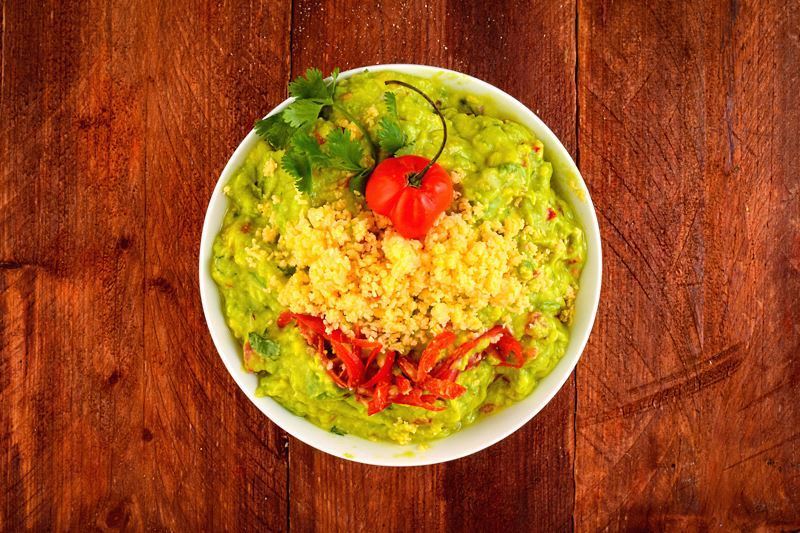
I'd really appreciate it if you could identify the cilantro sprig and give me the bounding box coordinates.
[282,129,371,194]
[255,68,339,150]
[254,68,407,195]
[377,92,406,155]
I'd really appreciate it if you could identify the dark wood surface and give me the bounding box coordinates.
[1,0,797,531]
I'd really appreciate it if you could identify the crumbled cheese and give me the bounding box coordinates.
[263,158,278,177]
[335,118,362,139]
[271,199,539,352]
[363,105,379,127]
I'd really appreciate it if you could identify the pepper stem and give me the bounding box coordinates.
[385,80,448,187]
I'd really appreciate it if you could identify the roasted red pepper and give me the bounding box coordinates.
[361,351,395,389]
[276,311,527,416]
[368,381,392,415]
[420,377,466,400]
[417,330,456,379]
[278,312,364,389]
[392,388,444,412]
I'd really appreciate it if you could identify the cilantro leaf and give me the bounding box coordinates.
[384,91,398,116]
[330,426,347,436]
[377,116,406,155]
[288,68,329,99]
[281,148,312,193]
[325,129,364,171]
[254,113,295,149]
[283,99,328,129]
[292,131,329,166]
[248,332,281,360]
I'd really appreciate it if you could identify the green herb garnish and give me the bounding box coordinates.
[254,113,295,150]
[330,426,347,436]
[247,332,281,360]
[377,92,407,155]
[254,67,387,195]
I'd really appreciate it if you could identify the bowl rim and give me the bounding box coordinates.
[199,63,602,466]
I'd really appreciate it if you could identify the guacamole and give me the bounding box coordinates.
[211,70,585,444]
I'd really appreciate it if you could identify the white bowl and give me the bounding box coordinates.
[199,64,602,466]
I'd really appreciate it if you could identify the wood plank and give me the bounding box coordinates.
[1,1,147,529]
[288,1,578,531]
[576,0,800,529]
[0,1,293,530]
[139,1,292,530]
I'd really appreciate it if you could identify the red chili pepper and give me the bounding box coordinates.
[329,339,364,387]
[276,311,294,328]
[278,312,364,389]
[392,388,444,412]
[277,311,527,416]
[431,326,502,380]
[420,377,466,400]
[361,351,395,389]
[397,356,419,381]
[547,207,557,220]
[431,326,526,380]
[366,155,453,240]
[417,331,456,379]
[351,337,381,350]
[365,80,453,240]
[395,375,413,395]
[368,380,392,415]
[363,346,381,370]
[495,330,525,368]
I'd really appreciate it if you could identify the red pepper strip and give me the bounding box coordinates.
[395,375,413,395]
[321,355,348,388]
[421,394,438,404]
[363,346,382,370]
[279,312,365,388]
[421,377,467,400]
[361,351,395,389]
[367,381,392,415]
[417,331,456,379]
[296,315,329,337]
[495,330,525,368]
[351,338,382,351]
[397,356,419,381]
[431,326,502,380]
[277,311,294,328]
[329,338,364,387]
[391,388,444,411]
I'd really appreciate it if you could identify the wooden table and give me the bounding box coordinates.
[2,0,798,530]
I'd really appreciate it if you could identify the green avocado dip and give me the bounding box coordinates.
[211,69,586,444]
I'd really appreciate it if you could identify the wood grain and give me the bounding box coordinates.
[576,0,800,530]
[1,0,798,531]
[1,0,293,530]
